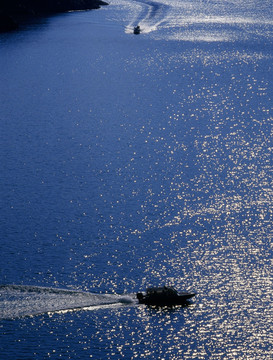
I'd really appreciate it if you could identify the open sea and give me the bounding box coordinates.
[0,0,272,358]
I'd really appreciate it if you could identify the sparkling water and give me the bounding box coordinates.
[0,0,272,358]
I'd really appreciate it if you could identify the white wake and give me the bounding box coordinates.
[0,285,136,319]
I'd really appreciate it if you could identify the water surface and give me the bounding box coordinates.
[0,0,272,358]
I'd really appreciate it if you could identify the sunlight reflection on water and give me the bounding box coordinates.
[0,0,272,358]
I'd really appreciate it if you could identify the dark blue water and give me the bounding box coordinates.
[1,0,273,358]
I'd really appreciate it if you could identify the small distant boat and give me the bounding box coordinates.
[134,25,141,34]
[137,286,195,306]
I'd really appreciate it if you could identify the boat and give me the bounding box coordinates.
[137,286,195,306]
[134,25,141,34]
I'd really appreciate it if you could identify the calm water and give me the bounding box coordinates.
[0,0,273,358]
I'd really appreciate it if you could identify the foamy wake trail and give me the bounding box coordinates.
[125,0,169,33]
[0,285,136,319]
[122,0,273,41]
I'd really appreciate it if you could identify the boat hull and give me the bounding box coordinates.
[134,26,141,34]
[137,292,195,306]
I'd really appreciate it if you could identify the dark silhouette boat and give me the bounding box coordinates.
[137,286,195,306]
[134,25,141,34]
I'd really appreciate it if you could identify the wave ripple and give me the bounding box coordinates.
[126,0,169,33]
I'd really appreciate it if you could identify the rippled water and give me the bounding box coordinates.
[0,0,272,358]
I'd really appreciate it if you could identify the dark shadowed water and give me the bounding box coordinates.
[0,0,272,358]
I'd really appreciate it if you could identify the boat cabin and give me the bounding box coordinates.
[146,286,178,296]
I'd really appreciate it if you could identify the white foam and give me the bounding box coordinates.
[119,0,273,40]
[0,285,135,319]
